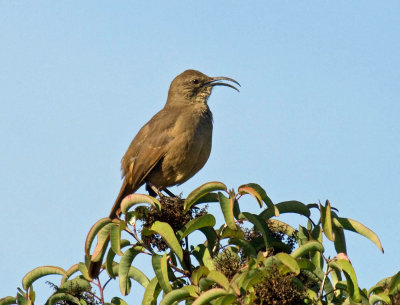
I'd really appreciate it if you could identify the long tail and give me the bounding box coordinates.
[109,179,137,218]
[88,180,138,279]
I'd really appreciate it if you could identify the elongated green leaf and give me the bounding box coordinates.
[291,241,324,258]
[192,288,228,305]
[177,214,216,241]
[142,277,161,305]
[61,263,79,284]
[119,246,145,295]
[268,219,296,236]
[335,217,384,253]
[106,239,131,278]
[260,200,310,219]
[310,226,323,269]
[159,286,197,305]
[218,192,236,230]
[214,294,237,305]
[147,221,183,262]
[91,223,115,262]
[239,183,279,216]
[22,266,66,290]
[333,259,361,302]
[207,270,230,290]
[192,244,215,270]
[199,227,218,251]
[275,252,300,275]
[389,271,400,296]
[84,218,112,256]
[121,194,161,214]
[368,293,391,305]
[184,181,227,212]
[229,238,257,258]
[110,223,122,256]
[59,276,91,291]
[152,253,172,293]
[110,297,129,305]
[0,296,17,305]
[320,201,334,241]
[191,266,210,286]
[333,225,347,254]
[111,264,150,288]
[48,293,80,305]
[239,212,273,248]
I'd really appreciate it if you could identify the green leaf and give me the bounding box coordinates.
[61,263,80,284]
[106,239,131,278]
[147,221,183,262]
[192,244,215,270]
[229,238,257,258]
[333,259,361,302]
[320,201,334,241]
[90,222,115,263]
[260,200,310,219]
[214,294,237,305]
[22,266,67,290]
[275,252,300,275]
[121,193,161,215]
[191,266,210,286]
[48,293,80,305]
[335,217,384,253]
[239,183,279,216]
[310,226,323,269]
[333,225,347,254]
[268,219,297,236]
[192,288,228,305]
[239,212,273,248]
[159,286,198,305]
[184,181,227,212]
[368,293,391,305]
[110,221,125,256]
[0,296,17,305]
[59,276,91,290]
[152,253,172,293]
[84,218,112,256]
[206,270,230,290]
[218,192,237,230]
[389,271,400,296]
[291,241,324,259]
[111,264,150,288]
[142,277,161,305]
[119,246,145,296]
[177,214,216,241]
[110,297,129,305]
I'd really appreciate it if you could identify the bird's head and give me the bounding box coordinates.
[167,69,240,106]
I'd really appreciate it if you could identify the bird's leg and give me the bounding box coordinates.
[146,182,163,198]
[163,188,177,197]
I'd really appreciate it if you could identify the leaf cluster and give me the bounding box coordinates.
[1,182,398,305]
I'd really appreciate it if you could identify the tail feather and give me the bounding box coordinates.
[88,180,138,279]
[109,179,136,219]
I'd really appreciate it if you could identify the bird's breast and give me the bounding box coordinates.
[149,107,213,187]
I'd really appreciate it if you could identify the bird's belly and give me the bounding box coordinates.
[147,124,212,188]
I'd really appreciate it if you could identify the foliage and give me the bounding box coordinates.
[1,181,398,305]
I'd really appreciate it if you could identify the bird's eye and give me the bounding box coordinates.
[192,79,199,84]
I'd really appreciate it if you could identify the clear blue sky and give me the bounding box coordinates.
[1,1,399,303]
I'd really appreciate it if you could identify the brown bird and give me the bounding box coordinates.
[109,69,240,218]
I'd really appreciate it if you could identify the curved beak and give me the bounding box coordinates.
[205,76,241,92]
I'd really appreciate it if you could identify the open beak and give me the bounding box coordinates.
[205,76,241,92]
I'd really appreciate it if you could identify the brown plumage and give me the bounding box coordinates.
[108,69,240,218]
[88,70,239,279]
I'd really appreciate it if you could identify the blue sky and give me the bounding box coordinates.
[1,1,399,303]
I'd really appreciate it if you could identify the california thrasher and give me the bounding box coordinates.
[109,69,240,218]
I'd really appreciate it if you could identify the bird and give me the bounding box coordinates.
[108,69,240,218]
